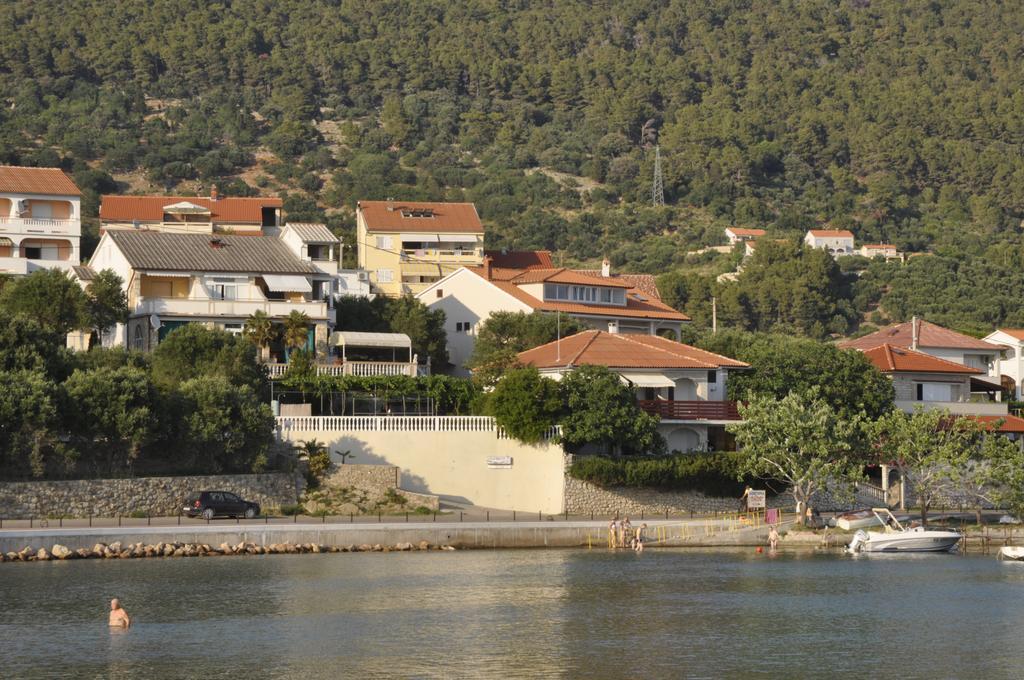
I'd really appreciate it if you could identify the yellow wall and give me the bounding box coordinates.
[140,275,190,298]
[278,427,566,513]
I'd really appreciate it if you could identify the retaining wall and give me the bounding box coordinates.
[0,473,299,519]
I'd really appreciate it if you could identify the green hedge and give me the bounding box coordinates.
[566,452,751,498]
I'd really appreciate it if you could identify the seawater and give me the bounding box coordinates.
[2,548,1023,679]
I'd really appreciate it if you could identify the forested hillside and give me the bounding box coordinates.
[3,0,1024,336]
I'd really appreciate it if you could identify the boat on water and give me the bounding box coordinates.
[835,509,885,531]
[847,508,961,554]
[998,546,1024,561]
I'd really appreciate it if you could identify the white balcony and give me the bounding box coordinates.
[0,257,77,275]
[265,361,419,379]
[895,400,1009,416]
[135,296,328,320]
[0,216,81,236]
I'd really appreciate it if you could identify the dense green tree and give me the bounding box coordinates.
[0,369,66,479]
[0,312,73,380]
[178,376,275,474]
[0,269,88,336]
[243,310,275,361]
[486,366,562,444]
[150,324,266,392]
[559,364,664,456]
[84,269,129,344]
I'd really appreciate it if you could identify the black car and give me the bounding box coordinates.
[184,491,260,520]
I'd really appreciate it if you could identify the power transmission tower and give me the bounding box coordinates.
[652,145,665,207]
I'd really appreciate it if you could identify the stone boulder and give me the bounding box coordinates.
[418,540,431,551]
[51,544,73,560]
[36,548,51,560]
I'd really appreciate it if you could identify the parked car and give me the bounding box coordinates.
[184,491,260,520]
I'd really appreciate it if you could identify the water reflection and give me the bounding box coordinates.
[3,549,1024,678]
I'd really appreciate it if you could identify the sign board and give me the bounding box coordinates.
[487,456,513,469]
[746,490,766,510]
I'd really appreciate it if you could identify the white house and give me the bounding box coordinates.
[859,243,900,260]
[517,330,749,452]
[88,229,331,358]
[983,329,1024,399]
[804,229,855,256]
[724,227,766,245]
[0,165,82,275]
[416,256,689,375]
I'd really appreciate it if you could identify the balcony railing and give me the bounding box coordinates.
[0,216,80,234]
[265,361,419,379]
[275,415,559,440]
[0,256,76,275]
[135,296,328,319]
[638,400,742,421]
[894,400,1009,416]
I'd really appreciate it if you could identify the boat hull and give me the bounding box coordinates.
[859,531,960,553]
[837,515,883,531]
[999,546,1024,560]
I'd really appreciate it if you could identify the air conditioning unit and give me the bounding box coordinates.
[357,271,368,281]
[15,199,28,216]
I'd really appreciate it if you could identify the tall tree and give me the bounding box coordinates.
[282,310,312,354]
[85,269,129,345]
[243,310,275,361]
[468,311,586,385]
[486,366,562,444]
[0,269,88,336]
[559,364,664,456]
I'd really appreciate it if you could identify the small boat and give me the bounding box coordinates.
[836,509,885,531]
[998,546,1024,561]
[847,508,961,554]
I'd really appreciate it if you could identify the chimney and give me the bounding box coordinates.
[608,320,619,334]
[209,237,224,249]
[911,315,919,350]
[483,255,493,280]
[210,184,219,201]
[601,258,611,278]
[386,197,395,212]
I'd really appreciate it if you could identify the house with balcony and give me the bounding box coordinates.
[0,165,82,275]
[100,187,282,235]
[88,229,330,357]
[804,229,855,256]
[983,329,1024,399]
[724,227,766,245]
[356,200,484,297]
[839,317,1006,399]
[517,330,749,452]
[417,256,689,375]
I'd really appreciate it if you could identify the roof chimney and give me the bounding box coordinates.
[484,255,493,280]
[608,320,619,334]
[386,197,395,212]
[210,184,219,201]
[911,315,919,350]
[601,258,611,278]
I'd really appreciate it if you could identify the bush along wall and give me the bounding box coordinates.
[566,452,765,499]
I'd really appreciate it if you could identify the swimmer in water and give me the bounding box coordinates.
[109,598,130,628]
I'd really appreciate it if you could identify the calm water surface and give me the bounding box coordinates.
[2,548,1024,679]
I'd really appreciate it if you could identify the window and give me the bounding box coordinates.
[223,324,242,335]
[544,283,570,300]
[210,284,237,300]
[707,371,718,384]
[376,269,394,283]
[455,322,472,333]
[23,246,41,259]
[132,325,144,350]
[375,236,393,251]
[400,209,434,218]
[571,286,597,302]
[436,289,443,298]
[307,244,330,260]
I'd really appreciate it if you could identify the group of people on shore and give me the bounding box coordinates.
[608,517,648,553]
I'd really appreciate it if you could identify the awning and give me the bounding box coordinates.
[438,234,479,243]
[0,237,12,246]
[262,274,312,293]
[620,372,676,388]
[148,271,192,278]
[402,262,441,276]
[400,233,439,243]
[331,331,412,349]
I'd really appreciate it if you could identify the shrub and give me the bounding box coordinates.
[567,452,754,497]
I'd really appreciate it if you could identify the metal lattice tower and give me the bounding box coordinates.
[652,145,665,207]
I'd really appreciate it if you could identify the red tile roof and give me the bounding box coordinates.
[574,270,661,298]
[485,250,553,269]
[100,196,281,224]
[358,200,483,233]
[726,228,766,237]
[996,329,1024,341]
[518,330,748,369]
[509,267,632,288]
[971,415,1024,433]
[860,344,982,375]
[808,229,854,238]
[0,166,81,196]
[840,320,1006,352]
[466,266,688,321]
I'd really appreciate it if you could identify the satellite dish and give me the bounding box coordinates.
[149,314,161,330]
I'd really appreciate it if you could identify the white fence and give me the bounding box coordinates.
[265,361,421,378]
[275,415,559,440]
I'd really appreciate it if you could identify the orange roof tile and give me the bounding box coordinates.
[518,330,748,370]
[358,200,483,233]
[466,267,688,321]
[574,270,661,298]
[997,329,1024,341]
[510,267,632,288]
[100,195,281,224]
[840,320,1006,352]
[859,344,982,375]
[726,228,766,237]
[971,415,1024,433]
[0,166,81,196]
[485,250,553,269]
[862,244,896,249]
[808,229,854,238]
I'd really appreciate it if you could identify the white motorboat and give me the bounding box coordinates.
[998,546,1024,561]
[847,508,961,554]
[836,509,885,531]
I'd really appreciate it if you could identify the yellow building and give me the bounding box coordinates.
[356,200,484,297]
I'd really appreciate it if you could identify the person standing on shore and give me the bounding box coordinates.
[109,599,130,628]
[768,525,780,552]
[634,524,647,553]
[608,519,618,549]
[619,517,631,548]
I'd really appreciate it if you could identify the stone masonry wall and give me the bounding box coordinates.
[0,473,300,519]
[323,464,439,511]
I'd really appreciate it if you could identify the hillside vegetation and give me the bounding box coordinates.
[2,0,1022,334]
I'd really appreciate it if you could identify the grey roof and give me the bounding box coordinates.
[106,230,318,275]
[286,222,339,243]
[71,265,96,281]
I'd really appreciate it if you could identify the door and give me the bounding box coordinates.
[222,492,245,515]
[207,491,225,515]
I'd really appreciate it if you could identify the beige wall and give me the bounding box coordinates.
[141,275,190,298]
[278,428,566,513]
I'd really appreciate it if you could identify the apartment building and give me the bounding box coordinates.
[356,200,484,297]
[100,187,282,234]
[0,165,82,275]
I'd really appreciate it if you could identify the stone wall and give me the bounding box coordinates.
[0,473,300,519]
[324,464,439,511]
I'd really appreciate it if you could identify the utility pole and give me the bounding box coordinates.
[652,145,665,207]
